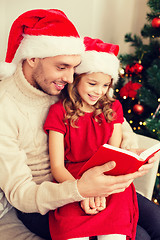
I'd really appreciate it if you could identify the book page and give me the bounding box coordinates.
[103,144,140,159]
[139,142,160,160]
[103,142,160,161]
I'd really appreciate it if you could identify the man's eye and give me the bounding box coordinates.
[57,66,65,70]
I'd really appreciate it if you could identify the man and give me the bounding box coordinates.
[0,9,159,240]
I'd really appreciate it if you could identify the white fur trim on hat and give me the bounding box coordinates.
[75,51,120,84]
[13,35,85,64]
[0,62,16,80]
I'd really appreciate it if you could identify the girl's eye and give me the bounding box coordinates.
[104,84,109,87]
[88,82,96,86]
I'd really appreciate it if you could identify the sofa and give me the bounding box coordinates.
[134,134,160,200]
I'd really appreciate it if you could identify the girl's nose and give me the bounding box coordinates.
[95,87,103,95]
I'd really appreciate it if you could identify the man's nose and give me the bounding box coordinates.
[62,69,74,84]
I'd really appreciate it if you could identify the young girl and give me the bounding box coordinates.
[44,37,138,240]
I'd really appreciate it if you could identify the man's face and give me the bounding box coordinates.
[31,55,81,96]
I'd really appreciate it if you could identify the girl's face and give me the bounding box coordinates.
[77,72,112,112]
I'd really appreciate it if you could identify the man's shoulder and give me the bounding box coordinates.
[0,78,20,117]
[0,79,14,103]
[0,78,11,98]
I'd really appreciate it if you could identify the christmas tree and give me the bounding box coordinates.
[114,0,160,204]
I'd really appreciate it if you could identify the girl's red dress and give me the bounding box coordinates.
[44,100,138,240]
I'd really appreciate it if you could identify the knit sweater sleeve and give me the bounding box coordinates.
[121,118,139,150]
[0,92,83,215]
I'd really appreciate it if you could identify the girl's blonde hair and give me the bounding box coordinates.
[61,73,116,128]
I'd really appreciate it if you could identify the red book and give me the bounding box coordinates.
[78,142,160,176]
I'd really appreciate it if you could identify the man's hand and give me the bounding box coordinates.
[77,161,134,198]
[130,149,159,175]
[80,196,106,215]
[77,152,159,198]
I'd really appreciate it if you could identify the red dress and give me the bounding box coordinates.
[44,100,138,240]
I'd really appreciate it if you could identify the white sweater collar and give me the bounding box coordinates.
[11,63,58,106]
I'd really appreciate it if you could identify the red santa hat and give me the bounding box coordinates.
[0,9,85,80]
[75,37,120,84]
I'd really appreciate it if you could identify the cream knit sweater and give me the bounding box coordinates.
[0,64,83,216]
[0,64,138,218]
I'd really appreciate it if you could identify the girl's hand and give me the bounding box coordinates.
[80,196,106,215]
[95,196,106,211]
[80,198,98,215]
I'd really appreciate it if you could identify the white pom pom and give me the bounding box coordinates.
[0,62,16,80]
[108,88,114,97]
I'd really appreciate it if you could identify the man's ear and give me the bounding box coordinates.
[26,58,39,67]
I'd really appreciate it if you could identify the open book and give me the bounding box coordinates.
[78,142,160,176]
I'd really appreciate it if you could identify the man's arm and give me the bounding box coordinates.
[121,118,139,149]
[0,95,84,216]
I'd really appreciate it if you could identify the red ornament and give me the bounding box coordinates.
[125,63,143,75]
[133,104,144,115]
[125,64,131,74]
[133,63,143,74]
[152,17,160,28]
[125,64,135,75]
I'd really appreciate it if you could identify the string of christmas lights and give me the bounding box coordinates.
[114,0,160,204]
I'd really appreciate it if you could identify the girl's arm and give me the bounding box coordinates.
[81,123,123,215]
[108,123,122,148]
[49,131,103,215]
[49,130,75,183]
